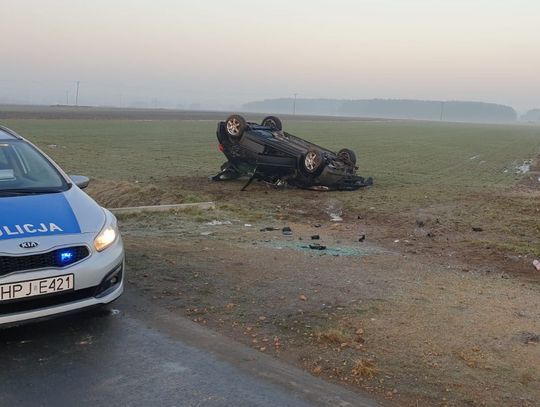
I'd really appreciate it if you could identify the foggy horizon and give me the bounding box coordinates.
[2,0,539,113]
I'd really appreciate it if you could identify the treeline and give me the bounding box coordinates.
[242,98,518,123]
[521,109,540,122]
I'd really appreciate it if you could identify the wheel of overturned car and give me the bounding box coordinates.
[261,116,283,131]
[225,115,246,139]
[337,148,357,165]
[303,150,324,174]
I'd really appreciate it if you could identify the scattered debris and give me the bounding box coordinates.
[282,226,293,236]
[267,241,383,257]
[394,239,400,243]
[205,220,232,226]
[533,259,540,271]
[309,243,326,250]
[299,294,308,301]
[311,235,320,240]
[472,226,483,232]
[260,226,280,232]
[515,161,532,174]
[200,231,214,236]
[358,234,366,242]
[517,331,539,344]
[314,223,322,228]
[325,199,344,222]
[469,155,480,160]
[308,185,330,191]
[244,223,252,227]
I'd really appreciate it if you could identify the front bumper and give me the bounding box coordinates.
[0,237,125,327]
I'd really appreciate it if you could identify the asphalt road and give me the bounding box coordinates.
[0,287,379,407]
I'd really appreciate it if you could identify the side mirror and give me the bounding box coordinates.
[70,175,90,189]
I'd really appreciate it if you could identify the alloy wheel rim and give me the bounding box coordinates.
[227,119,240,135]
[305,152,319,171]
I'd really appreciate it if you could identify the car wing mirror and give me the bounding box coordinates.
[70,175,90,189]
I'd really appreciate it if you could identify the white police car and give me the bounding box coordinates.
[0,125,124,326]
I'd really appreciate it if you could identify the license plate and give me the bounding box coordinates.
[0,274,74,302]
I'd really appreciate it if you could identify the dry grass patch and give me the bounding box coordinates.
[351,359,379,379]
[314,328,353,345]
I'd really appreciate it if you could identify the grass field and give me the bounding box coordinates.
[4,118,539,187]
[3,117,540,254]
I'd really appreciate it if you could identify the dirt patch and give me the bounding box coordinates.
[86,179,186,208]
[120,207,540,407]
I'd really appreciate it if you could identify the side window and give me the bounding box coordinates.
[0,145,10,168]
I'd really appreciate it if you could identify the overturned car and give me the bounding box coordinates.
[212,114,373,190]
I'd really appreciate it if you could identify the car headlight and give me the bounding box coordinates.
[94,223,118,252]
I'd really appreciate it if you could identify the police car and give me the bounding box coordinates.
[0,125,124,326]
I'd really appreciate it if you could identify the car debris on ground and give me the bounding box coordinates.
[212,114,373,191]
[260,226,280,232]
[282,226,293,235]
[205,220,232,226]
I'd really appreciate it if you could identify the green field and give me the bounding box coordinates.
[4,119,539,185]
[3,117,540,254]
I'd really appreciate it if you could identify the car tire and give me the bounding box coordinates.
[225,115,246,139]
[303,150,324,174]
[261,116,283,131]
[337,148,357,165]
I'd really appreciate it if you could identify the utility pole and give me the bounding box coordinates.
[75,81,80,106]
[65,90,69,105]
[440,101,445,121]
[293,93,298,115]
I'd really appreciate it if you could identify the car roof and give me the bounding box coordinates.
[0,125,23,141]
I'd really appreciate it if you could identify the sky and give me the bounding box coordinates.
[1,0,539,112]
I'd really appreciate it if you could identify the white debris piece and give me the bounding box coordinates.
[205,220,232,226]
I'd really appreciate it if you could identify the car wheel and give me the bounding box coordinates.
[337,148,357,165]
[225,115,246,139]
[261,116,283,131]
[303,150,324,174]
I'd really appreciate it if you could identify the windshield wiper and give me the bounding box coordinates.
[0,188,65,196]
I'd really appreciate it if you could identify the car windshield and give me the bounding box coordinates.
[0,140,69,195]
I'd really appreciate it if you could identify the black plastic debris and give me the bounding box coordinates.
[358,234,366,242]
[309,243,326,250]
[260,227,280,232]
[311,235,320,240]
[472,226,483,232]
[517,331,540,344]
[282,226,293,236]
